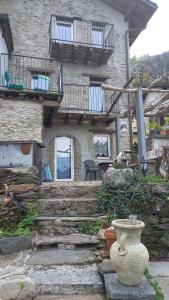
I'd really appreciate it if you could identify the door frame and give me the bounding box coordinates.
[54,136,74,181]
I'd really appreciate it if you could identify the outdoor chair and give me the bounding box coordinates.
[84,159,101,181]
[4,70,24,91]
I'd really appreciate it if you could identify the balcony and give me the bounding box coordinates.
[49,16,114,65]
[53,83,116,126]
[0,53,63,102]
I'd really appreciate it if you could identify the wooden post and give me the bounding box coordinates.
[136,87,147,162]
[115,114,120,156]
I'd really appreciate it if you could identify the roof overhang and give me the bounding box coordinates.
[0,14,13,53]
[104,0,158,45]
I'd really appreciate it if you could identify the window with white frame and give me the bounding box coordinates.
[93,134,110,159]
[31,73,50,91]
[56,18,73,42]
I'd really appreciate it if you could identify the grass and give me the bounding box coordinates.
[142,175,167,185]
[145,269,164,300]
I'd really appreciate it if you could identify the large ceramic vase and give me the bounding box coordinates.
[110,219,149,286]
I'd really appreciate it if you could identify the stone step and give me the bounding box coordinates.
[36,215,106,236]
[34,234,100,249]
[35,294,106,299]
[38,198,99,217]
[40,181,101,199]
[27,265,103,296]
[26,249,96,266]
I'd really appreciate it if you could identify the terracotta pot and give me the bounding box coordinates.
[21,143,31,155]
[101,227,117,258]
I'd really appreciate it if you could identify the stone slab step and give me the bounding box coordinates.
[35,294,106,300]
[36,215,106,235]
[27,265,103,296]
[34,234,100,248]
[40,181,101,199]
[38,198,99,217]
[26,249,96,266]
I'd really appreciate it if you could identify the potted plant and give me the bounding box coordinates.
[102,226,117,257]
[101,210,117,258]
[147,121,161,136]
[160,117,169,136]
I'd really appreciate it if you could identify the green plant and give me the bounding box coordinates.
[19,281,25,290]
[145,269,164,300]
[0,206,38,238]
[112,163,125,169]
[97,176,160,218]
[147,121,161,131]
[142,175,167,185]
[78,213,115,235]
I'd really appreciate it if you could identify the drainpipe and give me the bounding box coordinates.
[125,27,146,151]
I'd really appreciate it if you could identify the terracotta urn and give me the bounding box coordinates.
[102,227,117,257]
[110,219,149,286]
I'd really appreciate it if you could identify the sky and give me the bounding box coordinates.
[130,0,169,58]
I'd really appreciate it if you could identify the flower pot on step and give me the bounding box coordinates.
[101,227,117,258]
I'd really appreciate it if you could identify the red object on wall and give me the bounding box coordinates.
[21,144,31,155]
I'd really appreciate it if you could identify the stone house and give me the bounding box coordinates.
[0,0,157,181]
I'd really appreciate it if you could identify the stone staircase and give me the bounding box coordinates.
[36,181,104,236]
[28,181,106,299]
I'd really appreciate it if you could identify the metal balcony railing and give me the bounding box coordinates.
[0,53,63,95]
[60,83,114,113]
[49,15,114,50]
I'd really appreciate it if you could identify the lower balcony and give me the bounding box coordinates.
[44,83,116,127]
[0,53,63,102]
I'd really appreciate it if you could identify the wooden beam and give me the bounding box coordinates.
[106,118,115,127]
[57,43,60,60]
[102,83,169,94]
[84,48,93,65]
[64,113,71,125]
[70,46,75,63]
[91,117,97,126]
[98,49,105,67]
[124,0,137,21]
[77,114,84,125]
[43,100,60,107]
[44,108,55,127]
[106,76,134,116]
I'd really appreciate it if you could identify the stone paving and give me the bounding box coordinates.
[149,262,169,300]
[1,250,169,299]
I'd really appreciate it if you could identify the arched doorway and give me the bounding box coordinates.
[54,136,74,181]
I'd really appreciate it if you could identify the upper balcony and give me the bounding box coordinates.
[0,53,63,103]
[49,16,114,65]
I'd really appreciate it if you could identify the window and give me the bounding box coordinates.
[93,135,110,159]
[56,20,73,42]
[31,74,50,91]
[92,23,104,47]
[89,77,105,112]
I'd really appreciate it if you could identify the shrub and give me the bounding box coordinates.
[97,176,160,218]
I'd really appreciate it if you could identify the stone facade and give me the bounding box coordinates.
[0,98,43,143]
[0,0,131,180]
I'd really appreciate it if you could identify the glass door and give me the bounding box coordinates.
[89,83,104,112]
[55,137,74,181]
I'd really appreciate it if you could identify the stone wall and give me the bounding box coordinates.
[140,185,169,260]
[0,98,43,143]
[0,0,130,153]
[0,167,40,229]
